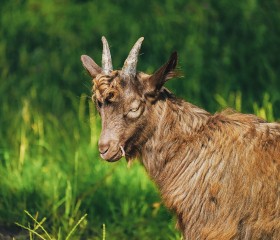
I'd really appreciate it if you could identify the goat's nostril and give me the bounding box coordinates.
[99,144,110,155]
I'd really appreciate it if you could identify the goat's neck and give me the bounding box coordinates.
[141,95,210,182]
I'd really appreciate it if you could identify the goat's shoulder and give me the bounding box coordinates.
[217,108,266,123]
[214,108,280,131]
[208,109,280,158]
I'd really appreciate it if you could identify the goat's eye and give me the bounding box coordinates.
[126,102,142,119]
[130,106,140,112]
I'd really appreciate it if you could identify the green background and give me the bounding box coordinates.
[0,0,279,239]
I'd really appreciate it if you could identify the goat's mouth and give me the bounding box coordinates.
[100,145,126,162]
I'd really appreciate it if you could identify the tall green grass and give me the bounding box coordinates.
[0,92,180,239]
[0,89,277,239]
[215,91,276,122]
[1,1,279,238]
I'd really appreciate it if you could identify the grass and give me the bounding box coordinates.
[0,90,278,239]
[0,92,180,239]
[15,210,88,240]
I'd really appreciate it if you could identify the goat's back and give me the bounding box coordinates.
[159,110,280,239]
[199,112,280,239]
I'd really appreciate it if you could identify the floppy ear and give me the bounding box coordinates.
[81,55,102,78]
[146,51,178,93]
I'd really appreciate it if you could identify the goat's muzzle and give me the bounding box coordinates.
[98,141,124,162]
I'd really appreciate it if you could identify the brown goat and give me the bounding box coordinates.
[81,37,280,239]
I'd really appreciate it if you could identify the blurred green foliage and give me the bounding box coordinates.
[0,0,280,239]
[1,0,280,116]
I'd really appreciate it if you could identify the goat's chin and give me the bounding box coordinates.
[106,156,122,162]
[100,149,123,162]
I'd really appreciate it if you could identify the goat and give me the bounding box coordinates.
[81,37,280,239]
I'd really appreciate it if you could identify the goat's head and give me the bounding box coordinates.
[81,37,178,162]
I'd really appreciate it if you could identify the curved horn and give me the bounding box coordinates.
[101,36,113,74]
[122,37,144,78]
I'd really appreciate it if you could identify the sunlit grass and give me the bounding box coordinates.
[0,90,277,239]
[15,210,88,240]
[0,93,180,239]
[215,91,277,122]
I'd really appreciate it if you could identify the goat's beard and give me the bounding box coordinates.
[121,141,142,168]
[119,145,136,168]
[120,145,135,166]
[121,121,152,166]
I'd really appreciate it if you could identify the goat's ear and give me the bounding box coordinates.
[81,55,102,78]
[146,51,178,93]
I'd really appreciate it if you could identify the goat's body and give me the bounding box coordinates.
[141,90,280,239]
[82,38,280,239]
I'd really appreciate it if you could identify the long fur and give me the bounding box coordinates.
[141,90,280,239]
[83,44,280,239]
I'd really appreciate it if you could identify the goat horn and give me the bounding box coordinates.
[122,37,144,78]
[101,36,113,74]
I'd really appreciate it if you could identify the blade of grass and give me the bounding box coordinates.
[65,213,87,240]
[102,223,106,240]
[15,222,47,240]
[24,210,53,240]
[33,215,47,232]
[28,223,33,240]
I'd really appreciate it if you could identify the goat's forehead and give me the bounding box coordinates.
[93,70,148,102]
[92,72,120,102]
[92,71,143,103]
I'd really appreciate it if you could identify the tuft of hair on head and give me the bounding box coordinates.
[92,71,122,103]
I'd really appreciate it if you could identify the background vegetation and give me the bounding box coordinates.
[0,0,279,239]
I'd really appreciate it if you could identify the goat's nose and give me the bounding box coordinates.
[98,142,110,155]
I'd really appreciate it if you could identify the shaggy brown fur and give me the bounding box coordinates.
[143,96,280,239]
[93,71,122,103]
[81,38,280,239]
